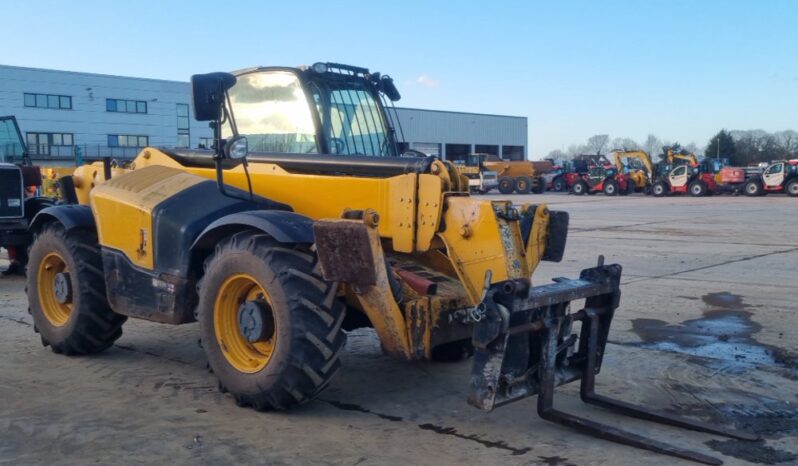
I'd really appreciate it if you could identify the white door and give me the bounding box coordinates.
[762,163,785,188]
[669,165,689,187]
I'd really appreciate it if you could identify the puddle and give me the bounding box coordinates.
[631,292,796,369]
[705,439,797,465]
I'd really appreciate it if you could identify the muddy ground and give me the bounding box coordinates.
[1,193,797,466]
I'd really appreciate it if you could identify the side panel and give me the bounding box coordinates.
[102,248,196,324]
[90,166,205,270]
[133,150,422,252]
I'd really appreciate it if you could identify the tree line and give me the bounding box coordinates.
[547,129,798,166]
[546,134,700,161]
[707,129,798,166]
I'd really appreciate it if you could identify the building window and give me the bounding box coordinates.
[108,134,148,148]
[176,103,190,148]
[198,137,213,149]
[24,93,72,110]
[445,143,471,162]
[106,98,148,114]
[501,145,525,161]
[26,132,74,156]
[475,144,499,157]
[412,143,441,157]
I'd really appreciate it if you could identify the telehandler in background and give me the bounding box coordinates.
[25,63,754,464]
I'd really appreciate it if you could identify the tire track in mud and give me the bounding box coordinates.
[621,247,798,285]
[321,398,535,456]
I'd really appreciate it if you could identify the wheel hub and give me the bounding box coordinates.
[237,300,273,343]
[53,272,72,304]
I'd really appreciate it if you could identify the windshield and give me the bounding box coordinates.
[0,117,25,163]
[223,71,318,153]
[309,78,394,156]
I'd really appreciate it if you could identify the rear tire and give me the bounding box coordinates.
[744,179,763,197]
[689,180,707,197]
[498,177,514,195]
[571,180,588,195]
[532,176,546,194]
[652,181,668,197]
[198,230,345,411]
[785,178,798,197]
[26,223,126,355]
[514,176,533,194]
[603,179,619,196]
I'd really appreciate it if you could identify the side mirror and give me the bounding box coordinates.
[191,72,237,121]
[379,76,401,101]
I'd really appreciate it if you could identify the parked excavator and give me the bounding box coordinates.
[609,149,654,193]
[25,63,755,464]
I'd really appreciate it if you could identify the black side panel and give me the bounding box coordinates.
[102,248,195,324]
[0,166,23,219]
[24,197,55,221]
[29,204,95,233]
[160,148,433,178]
[151,180,290,277]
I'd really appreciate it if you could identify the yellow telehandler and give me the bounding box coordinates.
[25,63,753,464]
[610,149,655,193]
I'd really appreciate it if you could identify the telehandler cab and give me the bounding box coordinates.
[26,63,754,464]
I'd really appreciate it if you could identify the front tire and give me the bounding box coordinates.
[689,180,707,197]
[552,177,566,192]
[198,230,345,411]
[652,181,668,197]
[603,179,619,196]
[27,223,126,355]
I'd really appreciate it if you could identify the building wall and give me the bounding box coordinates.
[393,107,527,160]
[0,65,528,163]
[0,65,211,161]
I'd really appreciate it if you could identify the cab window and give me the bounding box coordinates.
[224,71,318,154]
[765,163,784,175]
[672,165,687,176]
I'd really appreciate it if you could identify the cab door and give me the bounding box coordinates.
[762,163,785,188]
[669,165,689,187]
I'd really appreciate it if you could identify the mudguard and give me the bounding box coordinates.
[192,210,315,251]
[29,205,95,233]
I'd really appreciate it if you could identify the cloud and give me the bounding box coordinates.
[415,75,440,88]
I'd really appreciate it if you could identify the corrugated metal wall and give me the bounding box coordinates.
[392,107,527,160]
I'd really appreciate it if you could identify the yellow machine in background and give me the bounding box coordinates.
[481,158,546,194]
[610,150,654,191]
[24,63,753,464]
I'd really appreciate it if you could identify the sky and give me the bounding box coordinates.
[3,0,796,158]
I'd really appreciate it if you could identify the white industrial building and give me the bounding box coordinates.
[0,64,527,165]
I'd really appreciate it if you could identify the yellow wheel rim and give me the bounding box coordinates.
[214,274,276,373]
[37,252,72,327]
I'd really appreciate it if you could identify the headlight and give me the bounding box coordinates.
[311,62,328,74]
[224,135,248,159]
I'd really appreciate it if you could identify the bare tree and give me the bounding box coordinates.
[546,149,568,161]
[610,137,640,151]
[683,142,700,156]
[586,134,610,155]
[642,134,661,157]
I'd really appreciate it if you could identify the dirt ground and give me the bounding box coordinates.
[1,193,797,466]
